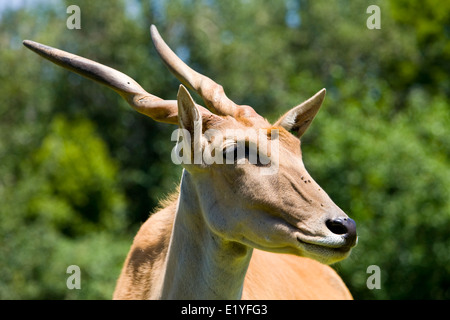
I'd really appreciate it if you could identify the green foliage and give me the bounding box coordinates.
[0,114,130,299]
[28,116,127,236]
[1,0,448,299]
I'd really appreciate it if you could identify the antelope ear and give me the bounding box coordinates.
[177,85,204,163]
[177,85,201,133]
[274,89,326,138]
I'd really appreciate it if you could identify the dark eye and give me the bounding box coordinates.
[223,144,239,163]
[222,143,269,166]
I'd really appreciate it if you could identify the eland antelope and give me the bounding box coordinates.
[24,25,357,300]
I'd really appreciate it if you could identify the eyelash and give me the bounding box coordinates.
[222,143,269,166]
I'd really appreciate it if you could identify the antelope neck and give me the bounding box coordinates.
[158,170,253,299]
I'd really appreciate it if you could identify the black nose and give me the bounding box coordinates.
[326,217,357,246]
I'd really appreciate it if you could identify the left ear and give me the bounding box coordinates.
[273,89,326,138]
[177,85,204,163]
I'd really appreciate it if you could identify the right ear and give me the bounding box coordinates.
[177,85,203,164]
[177,85,201,132]
[273,89,326,138]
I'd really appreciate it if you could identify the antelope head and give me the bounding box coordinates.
[23,25,357,265]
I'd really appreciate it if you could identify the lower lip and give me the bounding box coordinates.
[297,237,351,253]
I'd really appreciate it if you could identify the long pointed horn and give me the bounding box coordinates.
[23,40,180,124]
[150,25,243,118]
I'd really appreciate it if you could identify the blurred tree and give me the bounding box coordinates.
[28,116,127,237]
[389,0,450,97]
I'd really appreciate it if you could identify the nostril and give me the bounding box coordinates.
[326,218,348,235]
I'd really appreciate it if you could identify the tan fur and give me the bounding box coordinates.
[113,196,352,300]
[113,203,175,300]
[244,251,352,300]
[113,90,356,300]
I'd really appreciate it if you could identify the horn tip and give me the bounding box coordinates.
[22,40,34,48]
[22,39,50,53]
[150,24,159,37]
